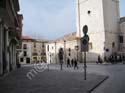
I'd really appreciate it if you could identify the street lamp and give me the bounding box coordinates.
[75,45,79,62]
[55,42,57,64]
[64,40,66,64]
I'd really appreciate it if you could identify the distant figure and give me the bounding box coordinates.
[67,58,71,67]
[58,48,64,70]
[74,58,79,69]
[98,55,102,64]
[71,59,74,67]
[122,55,125,64]
[104,56,107,62]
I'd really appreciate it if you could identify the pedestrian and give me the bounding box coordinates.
[98,55,101,64]
[122,55,125,64]
[104,56,107,62]
[71,59,74,67]
[58,48,64,70]
[74,58,79,69]
[67,58,71,67]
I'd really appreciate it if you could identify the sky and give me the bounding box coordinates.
[19,0,125,40]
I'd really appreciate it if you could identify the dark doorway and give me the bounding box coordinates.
[26,58,30,64]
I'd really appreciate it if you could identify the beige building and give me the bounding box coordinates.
[18,36,48,64]
[76,0,125,62]
[32,39,48,63]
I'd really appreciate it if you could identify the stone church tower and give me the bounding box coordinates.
[76,0,120,61]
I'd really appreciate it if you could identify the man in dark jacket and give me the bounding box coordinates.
[74,58,79,69]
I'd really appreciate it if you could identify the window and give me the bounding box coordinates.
[32,52,37,56]
[23,44,27,49]
[119,36,123,43]
[68,48,71,56]
[42,44,44,48]
[44,53,46,55]
[69,53,71,56]
[34,43,36,48]
[112,42,115,48]
[52,46,53,50]
[20,58,24,62]
[68,48,71,52]
[41,52,46,56]
[33,57,37,60]
[88,10,91,15]
[24,51,27,56]
[106,49,109,52]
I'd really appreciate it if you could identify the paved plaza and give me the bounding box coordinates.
[0,63,125,93]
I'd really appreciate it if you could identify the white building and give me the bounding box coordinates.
[76,0,124,62]
[18,36,33,64]
[46,32,82,64]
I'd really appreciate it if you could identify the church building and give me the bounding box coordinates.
[76,0,125,62]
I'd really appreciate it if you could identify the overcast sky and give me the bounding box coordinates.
[19,0,125,40]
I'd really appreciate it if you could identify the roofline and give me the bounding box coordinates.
[120,17,125,23]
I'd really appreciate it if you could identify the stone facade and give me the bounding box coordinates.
[119,17,125,52]
[76,0,124,62]
[0,0,23,76]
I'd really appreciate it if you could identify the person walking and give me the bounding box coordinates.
[58,48,64,70]
[74,58,79,69]
[98,55,102,64]
[71,59,74,67]
[67,58,71,67]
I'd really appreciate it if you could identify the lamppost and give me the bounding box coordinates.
[64,40,66,64]
[55,42,57,64]
[75,45,79,62]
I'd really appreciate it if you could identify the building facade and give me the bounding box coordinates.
[76,0,125,62]
[32,40,47,63]
[18,37,48,64]
[46,32,82,64]
[18,36,33,64]
[119,17,125,52]
[0,0,23,76]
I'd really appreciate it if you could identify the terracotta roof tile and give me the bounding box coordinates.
[21,36,33,40]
